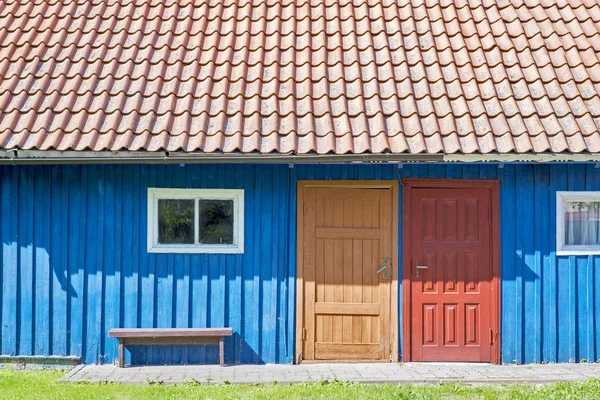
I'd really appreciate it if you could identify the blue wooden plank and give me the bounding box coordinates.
[133,165,150,365]
[578,255,594,361]
[286,166,298,364]
[428,164,446,178]
[111,165,123,359]
[540,164,556,363]
[373,164,383,180]
[68,166,84,358]
[0,167,3,350]
[500,164,517,363]
[102,165,120,363]
[523,165,540,363]
[510,165,531,364]
[82,166,96,363]
[596,255,600,362]
[2,167,18,355]
[239,165,253,363]
[412,164,428,179]
[463,164,480,179]
[189,260,206,365]
[35,167,51,356]
[0,168,2,348]
[189,272,206,364]
[260,166,275,363]
[53,165,69,356]
[445,165,463,179]
[225,252,239,364]
[250,165,262,363]
[276,166,288,363]
[18,166,34,355]
[329,164,342,180]
[479,164,497,180]
[552,165,569,362]
[0,168,3,350]
[95,167,106,363]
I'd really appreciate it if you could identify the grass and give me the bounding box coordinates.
[2,368,600,399]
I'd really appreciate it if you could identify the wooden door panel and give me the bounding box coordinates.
[315,343,382,360]
[443,303,458,346]
[300,185,394,361]
[410,187,494,362]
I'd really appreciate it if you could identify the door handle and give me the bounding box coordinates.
[377,259,391,280]
[415,265,427,279]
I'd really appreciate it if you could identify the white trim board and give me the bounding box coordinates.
[556,191,600,256]
[147,188,244,254]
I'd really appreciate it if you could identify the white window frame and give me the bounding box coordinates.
[147,188,244,254]
[556,191,600,255]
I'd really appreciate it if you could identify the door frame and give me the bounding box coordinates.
[401,178,501,364]
[295,180,399,363]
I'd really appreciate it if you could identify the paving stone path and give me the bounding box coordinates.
[62,362,600,385]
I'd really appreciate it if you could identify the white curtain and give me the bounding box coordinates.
[565,201,600,246]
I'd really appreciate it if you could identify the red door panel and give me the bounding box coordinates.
[410,188,493,362]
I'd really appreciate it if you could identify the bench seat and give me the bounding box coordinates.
[108,328,233,367]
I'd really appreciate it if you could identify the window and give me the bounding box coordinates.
[556,192,600,255]
[147,188,244,253]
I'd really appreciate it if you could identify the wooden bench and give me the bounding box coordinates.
[108,328,233,367]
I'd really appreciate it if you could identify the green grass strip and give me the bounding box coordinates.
[2,368,600,399]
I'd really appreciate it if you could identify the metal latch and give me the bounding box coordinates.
[377,259,391,280]
[415,264,428,279]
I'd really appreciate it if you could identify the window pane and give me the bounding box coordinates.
[158,199,195,244]
[198,200,234,244]
[564,200,600,246]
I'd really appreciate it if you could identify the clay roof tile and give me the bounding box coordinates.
[0,0,599,155]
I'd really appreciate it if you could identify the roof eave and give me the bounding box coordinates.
[0,150,599,165]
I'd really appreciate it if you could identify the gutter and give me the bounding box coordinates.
[1,150,599,164]
[1,150,445,164]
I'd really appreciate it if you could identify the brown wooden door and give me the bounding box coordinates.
[410,187,493,362]
[299,185,394,361]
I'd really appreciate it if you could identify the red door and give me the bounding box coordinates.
[408,186,496,362]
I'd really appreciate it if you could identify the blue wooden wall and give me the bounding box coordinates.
[0,163,599,364]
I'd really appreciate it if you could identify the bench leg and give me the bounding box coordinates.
[219,337,225,367]
[119,340,125,368]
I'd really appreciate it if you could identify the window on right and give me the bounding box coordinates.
[557,191,600,255]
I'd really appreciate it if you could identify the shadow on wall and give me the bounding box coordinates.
[127,332,264,366]
[1,237,279,365]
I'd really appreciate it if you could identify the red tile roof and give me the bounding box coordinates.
[1,0,600,155]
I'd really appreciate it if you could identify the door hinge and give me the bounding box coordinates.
[302,327,307,341]
[489,329,494,345]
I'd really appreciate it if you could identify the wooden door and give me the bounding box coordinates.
[407,184,498,362]
[297,183,397,362]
